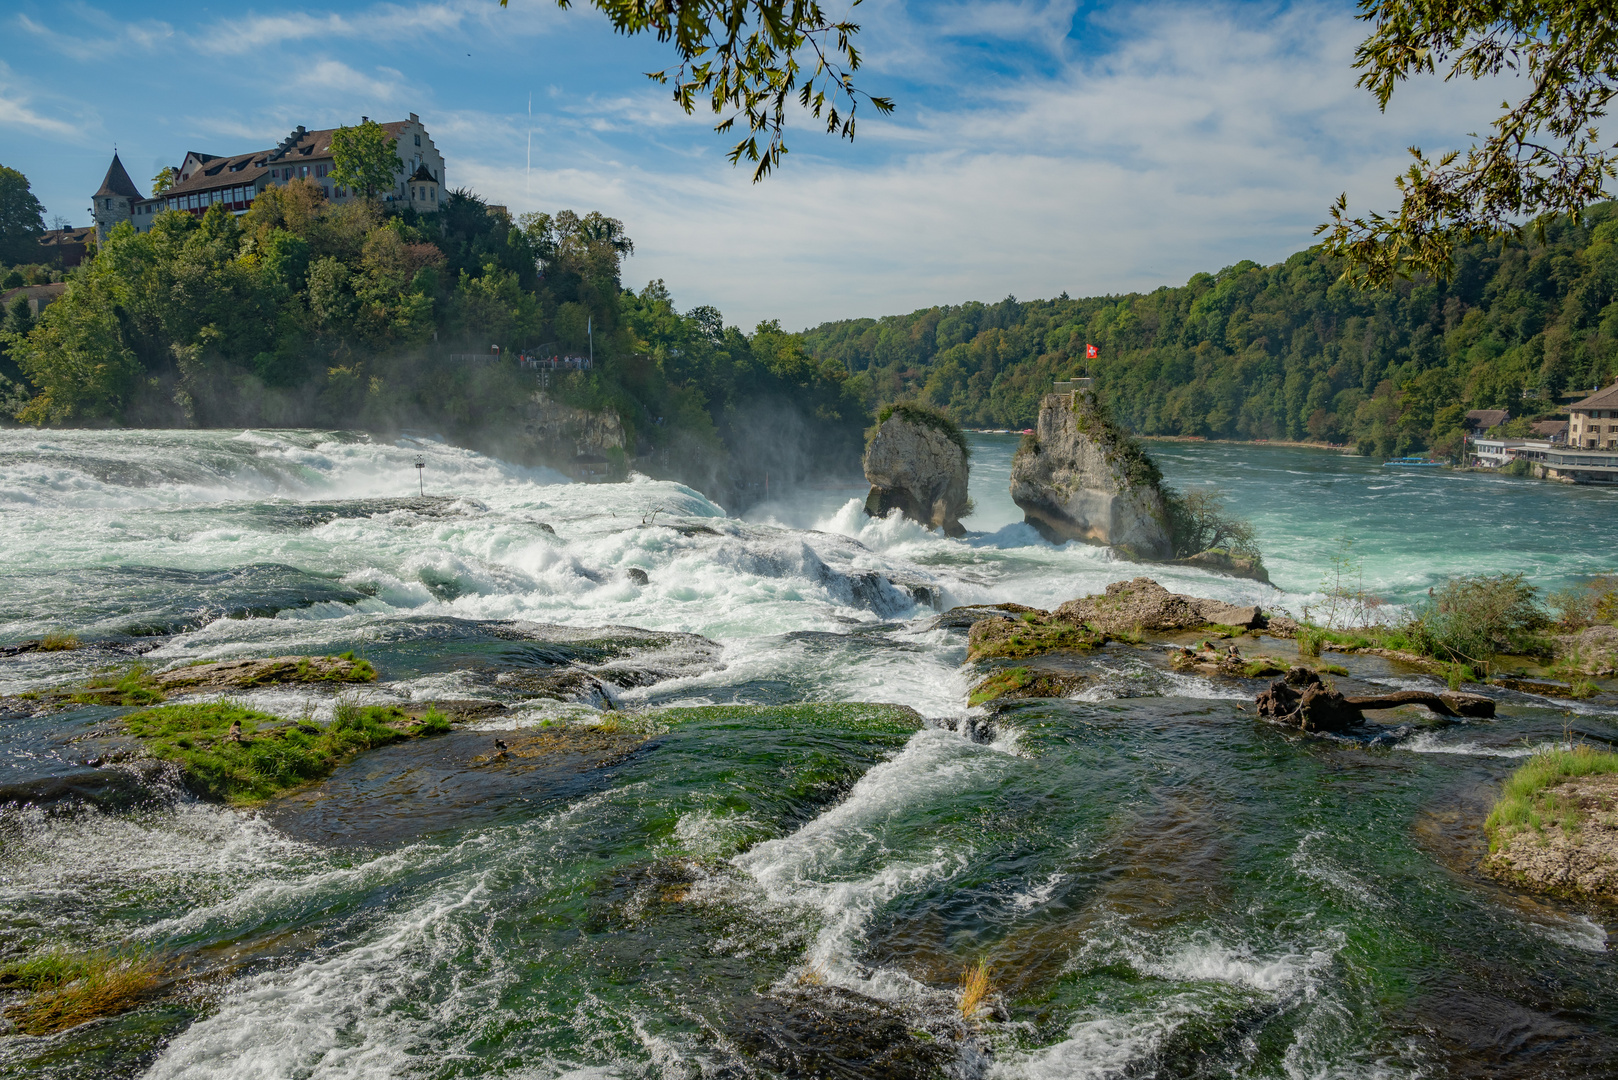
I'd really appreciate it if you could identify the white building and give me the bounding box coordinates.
[93,114,445,241]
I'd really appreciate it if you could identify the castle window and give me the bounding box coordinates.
[415,134,421,146]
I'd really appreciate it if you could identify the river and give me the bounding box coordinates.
[0,428,1614,1078]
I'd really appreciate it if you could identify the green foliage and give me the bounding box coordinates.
[1406,572,1550,663]
[875,400,968,454]
[1321,2,1618,286]
[329,119,405,200]
[1067,392,1161,489]
[122,700,447,804]
[1163,487,1260,560]
[799,211,1618,449]
[0,164,47,265]
[507,1,894,181]
[1485,743,1618,852]
[967,614,1105,661]
[1547,575,1618,629]
[150,166,176,196]
[72,663,164,706]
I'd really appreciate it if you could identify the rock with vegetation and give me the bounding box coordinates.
[863,402,970,537]
[152,653,377,692]
[122,699,449,804]
[967,611,1104,662]
[1010,392,1173,557]
[1484,744,1618,903]
[1163,488,1269,582]
[968,666,1087,706]
[1054,577,1265,635]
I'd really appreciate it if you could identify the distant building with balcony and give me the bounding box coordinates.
[92,114,445,242]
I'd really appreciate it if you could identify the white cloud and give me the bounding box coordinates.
[191,0,556,55]
[0,61,90,140]
[15,10,173,60]
[449,0,1512,328]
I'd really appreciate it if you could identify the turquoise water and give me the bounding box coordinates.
[0,429,1614,1078]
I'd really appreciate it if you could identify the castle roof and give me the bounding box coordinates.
[409,163,437,182]
[94,153,142,200]
[1569,383,1618,412]
[158,119,417,200]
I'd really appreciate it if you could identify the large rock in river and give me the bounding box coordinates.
[1010,392,1172,558]
[863,407,970,537]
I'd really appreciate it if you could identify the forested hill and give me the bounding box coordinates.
[800,205,1618,458]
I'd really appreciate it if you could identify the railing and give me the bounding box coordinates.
[1053,378,1093,394]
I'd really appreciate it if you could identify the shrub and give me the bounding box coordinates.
[1547,575,1618,629]
[1162,487,1261,560]
[1406,572,1549,663]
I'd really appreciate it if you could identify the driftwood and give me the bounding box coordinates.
[1255,667,1494,732]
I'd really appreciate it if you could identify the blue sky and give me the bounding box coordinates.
[2,0,1504,329]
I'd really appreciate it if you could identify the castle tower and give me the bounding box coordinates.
[91,153,142,242]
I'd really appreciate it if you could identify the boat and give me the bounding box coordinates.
[1382,456,1445,467]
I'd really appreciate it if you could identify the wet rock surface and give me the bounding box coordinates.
[863,410,970,537]
[729,985,962,1080]
[264,727,649,847]
[1010,392,1172,557]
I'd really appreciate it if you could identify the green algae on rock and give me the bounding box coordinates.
[966,612,1104,662]
[0,949,165,1036]
[122,700,449,804]
[650,702,925,737]
[968,666,1086,706]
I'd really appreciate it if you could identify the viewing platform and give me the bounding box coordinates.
[1052,378,1093,395]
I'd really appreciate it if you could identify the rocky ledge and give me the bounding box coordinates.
[1485,774,1618,903]
[863,405,970,536]
[961,577,1268,662]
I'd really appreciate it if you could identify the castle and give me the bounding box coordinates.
[92,114,445,242]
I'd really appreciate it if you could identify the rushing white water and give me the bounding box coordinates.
[4,428,1615,1080]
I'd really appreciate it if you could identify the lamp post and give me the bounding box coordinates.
[414,454,425,496]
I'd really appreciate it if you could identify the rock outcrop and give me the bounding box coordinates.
[523,392,626,474]
[863,407,970,537]
[1486,774,1618,903]
[1010,392,1172,558]
[1054,577,1265,634]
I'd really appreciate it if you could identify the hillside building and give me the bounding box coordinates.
[1568,383,1618,449]
[92,114,444,242]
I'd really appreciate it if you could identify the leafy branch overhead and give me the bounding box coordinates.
[504,0,893,180]
[1319,0,1618,286]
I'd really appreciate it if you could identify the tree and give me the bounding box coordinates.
[1164,488,1260,559]
[509,1,892,180]
[329,119,404,200]
[0,165,47,265]
[151,167,177,196]
[1320,1,1618,286]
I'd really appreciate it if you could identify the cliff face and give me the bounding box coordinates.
[863,412,970,537]
[523,393,625,473]
[1010,392,1173,558]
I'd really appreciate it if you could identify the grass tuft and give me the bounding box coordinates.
[958,960,992,1019]
[38,633,80,652]
[72,664,164,706]
[1484,743,1618,851]
[123,700,449,804]
[0,949,162,1035]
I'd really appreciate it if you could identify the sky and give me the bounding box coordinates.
[1,0,1508,330]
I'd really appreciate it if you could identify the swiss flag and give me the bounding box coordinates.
[1085,343,1098,359]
